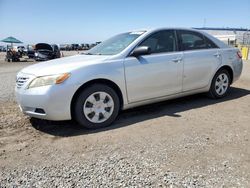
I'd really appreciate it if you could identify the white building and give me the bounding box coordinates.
[195,27,250,46]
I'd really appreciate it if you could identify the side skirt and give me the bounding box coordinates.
[122,87,210,110]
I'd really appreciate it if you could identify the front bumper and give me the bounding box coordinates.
[34,56,50,61]
[15,78,78,121]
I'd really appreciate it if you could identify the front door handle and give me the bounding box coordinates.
[172,57,182,63]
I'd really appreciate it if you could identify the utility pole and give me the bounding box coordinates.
[203,18,207,28]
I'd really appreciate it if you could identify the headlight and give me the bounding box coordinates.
[28,73,70,89]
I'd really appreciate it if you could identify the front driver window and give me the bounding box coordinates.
[139,30,176,54]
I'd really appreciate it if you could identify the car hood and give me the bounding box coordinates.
[35,43,53,51]
[20,54,110,76]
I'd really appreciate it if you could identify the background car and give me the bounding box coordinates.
[71,44,80,51]
[34,43,61,61]
[81,43,90,50]
[17,46,26,56]
[59,44,67,51]
[0,46,7,52]
[27,45,35,59]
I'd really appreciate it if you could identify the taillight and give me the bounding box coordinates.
[237,51,242,59]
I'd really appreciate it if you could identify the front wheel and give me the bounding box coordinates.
[209,69,231,99]
[73,84,120,129]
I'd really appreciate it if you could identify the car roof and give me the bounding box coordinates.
[132,27,205,33]
[130,27,228,49]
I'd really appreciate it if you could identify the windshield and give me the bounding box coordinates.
[86,31,145,55]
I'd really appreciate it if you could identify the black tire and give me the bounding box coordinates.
[208,69,231,99]
[73,84,120,129]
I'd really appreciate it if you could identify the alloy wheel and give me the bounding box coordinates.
[215,73,229,96]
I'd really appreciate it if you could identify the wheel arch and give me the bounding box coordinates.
[215,65,234,84]
[70,79,124,119]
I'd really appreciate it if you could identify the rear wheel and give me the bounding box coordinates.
[74,84,120,129]
[209,69,231,99]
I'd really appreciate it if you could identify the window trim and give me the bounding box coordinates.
[127,29,179,57]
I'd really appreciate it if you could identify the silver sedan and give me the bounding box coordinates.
[15,28,243,129]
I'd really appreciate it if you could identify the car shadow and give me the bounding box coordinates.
[30,87,250,137]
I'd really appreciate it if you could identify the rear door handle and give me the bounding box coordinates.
[172,57,182,63]
[213,52,221,58]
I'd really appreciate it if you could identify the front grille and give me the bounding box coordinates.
[16,75,30,88]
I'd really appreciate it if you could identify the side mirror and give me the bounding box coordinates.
[131,46,151,57]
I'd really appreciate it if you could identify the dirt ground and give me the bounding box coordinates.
[0,52,250,187]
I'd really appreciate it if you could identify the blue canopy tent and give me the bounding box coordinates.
[1,36,22,48]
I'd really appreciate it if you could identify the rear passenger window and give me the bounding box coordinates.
[204,36,218,49]
[178,30,207,51]
[139,30,176,54]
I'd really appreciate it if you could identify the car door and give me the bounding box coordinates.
[124,30,183,103]
[177,30,222,91]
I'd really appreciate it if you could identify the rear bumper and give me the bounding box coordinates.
[232,59,243,83]
[15,83,78,121]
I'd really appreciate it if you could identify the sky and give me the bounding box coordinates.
[0,0,250,45]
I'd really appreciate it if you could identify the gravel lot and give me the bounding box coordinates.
[0,52,250,187]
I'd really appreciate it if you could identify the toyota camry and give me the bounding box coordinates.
[15,28,243,129]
